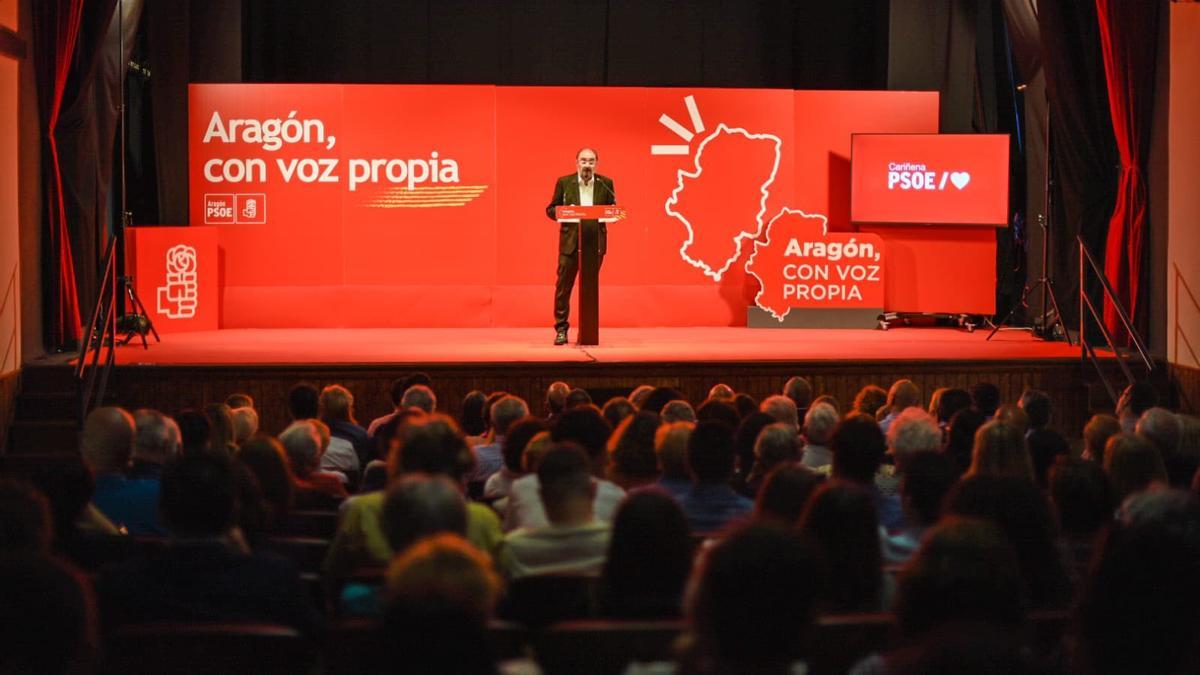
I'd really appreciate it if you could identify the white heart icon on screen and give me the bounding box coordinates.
[949,171,971,190]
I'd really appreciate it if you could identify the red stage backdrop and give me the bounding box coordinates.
[189,85,993,327]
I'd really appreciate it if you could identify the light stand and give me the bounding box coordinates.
[988,95,1071,345]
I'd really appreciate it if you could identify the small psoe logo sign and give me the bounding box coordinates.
[886,163,971,191]
[157,244,199,319]
[204,193,267,224]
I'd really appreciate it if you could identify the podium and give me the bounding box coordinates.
[555,205,627,345]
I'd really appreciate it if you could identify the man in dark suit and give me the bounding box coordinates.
[545,148,616,345]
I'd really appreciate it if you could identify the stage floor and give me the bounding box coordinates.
[106,326,1086,366]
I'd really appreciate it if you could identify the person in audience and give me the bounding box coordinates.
[565,387,593,409]
[759,394,800,431]
[235,435,296,534]
[926,387,948,422]
[0,478,54,554]
[96,453,320,633]
[466,395,529,485]
[204,402,238,455]
[1074,489,1200,675]
[851,384,888,419]
[851,517,1027,675]
[499,444,612,579]
[544,380,571,421]
[883,451,956,565]
[654,421,696,503]
[382,474,469,553]
[400,383,437,415]
[945,474,1071,608]
[607,411,662,491]
[732,411,776,496]
[602,396,636,430]
[942,408,985,476]
[229,406,259,446]
[642,386,688,415]
[812,394,839,414]
[129,408,180,480]
[629,384,654,410]
[0,554,99,675]
[279,420,349,506]
[734,392,759,420]
[831,412,902,531]
[483,416,549,509]
[32,458,126,567]
[993,403,1030,435]
[505,405,623,531]
[80,406,164,536]
[319,384,370,474]
[882,407,942,498]
[225,392,254,410]
[967,421,1034,482]
[460,389,489,439]
[753,463,824,529]
[1115,380,1158,433]
[1048,456,1114,575]
[309,417,358,487]
[878,379,921,433]
[336,474,472,618]
[599,489,693,619]
[930,387,971,435]
[661,399,697,424]
[1082,413,1122,462]
[324,415,502,578]
[799,480,888,611]
[744,422,800,496]
[175,409,211,456]
[969,381,1001,418]
[674,524,823,674]
[382,533,504,675]
[678,420,753,533]
[783,375,814,421]
[1019,388,1069,486]
[367,374,435,438]
[1137,407,1194,488]
[707,383,736,403]
[799,402,838,470]
[286,382,320,421]
[1102,432,1168,503]
[696,397,740,429]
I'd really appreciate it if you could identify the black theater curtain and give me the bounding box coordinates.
[33,0,142,349]
[1037,1,1119,332]
[1096,0,1159,346]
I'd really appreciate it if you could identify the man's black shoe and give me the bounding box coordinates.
[554,330,568,346]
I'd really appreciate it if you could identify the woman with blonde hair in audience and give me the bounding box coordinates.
[878,380,921,434]
[967,421,1034,482]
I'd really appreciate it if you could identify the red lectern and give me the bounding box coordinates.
[555,205,627,345]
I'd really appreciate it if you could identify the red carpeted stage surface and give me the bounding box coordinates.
[42,326,1112,443]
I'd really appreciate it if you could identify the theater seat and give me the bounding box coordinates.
[532,619,686,675]
[278,509,340,539]
[805,612,895,675]
[498,574,599,627]
[261,536,330,575]
[102,622,312,675]
[322,618,528,675]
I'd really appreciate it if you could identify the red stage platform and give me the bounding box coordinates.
[110,326,1079,366]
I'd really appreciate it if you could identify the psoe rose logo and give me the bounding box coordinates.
[157,244,199,319]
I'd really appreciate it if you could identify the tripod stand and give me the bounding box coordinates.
[987,213,1071,344]
[988,96,1072,345]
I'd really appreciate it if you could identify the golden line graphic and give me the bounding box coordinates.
[360,185,490,209]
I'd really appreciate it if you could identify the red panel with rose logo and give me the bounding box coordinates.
[126,226,219,333]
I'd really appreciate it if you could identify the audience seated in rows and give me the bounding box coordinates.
[677,420,753,533]
[96,452,320,634]
[505,406,624,531]
[466,395,529,485]
[799,402,838,470]
[82,407,165,536]
[500,444,612,580]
